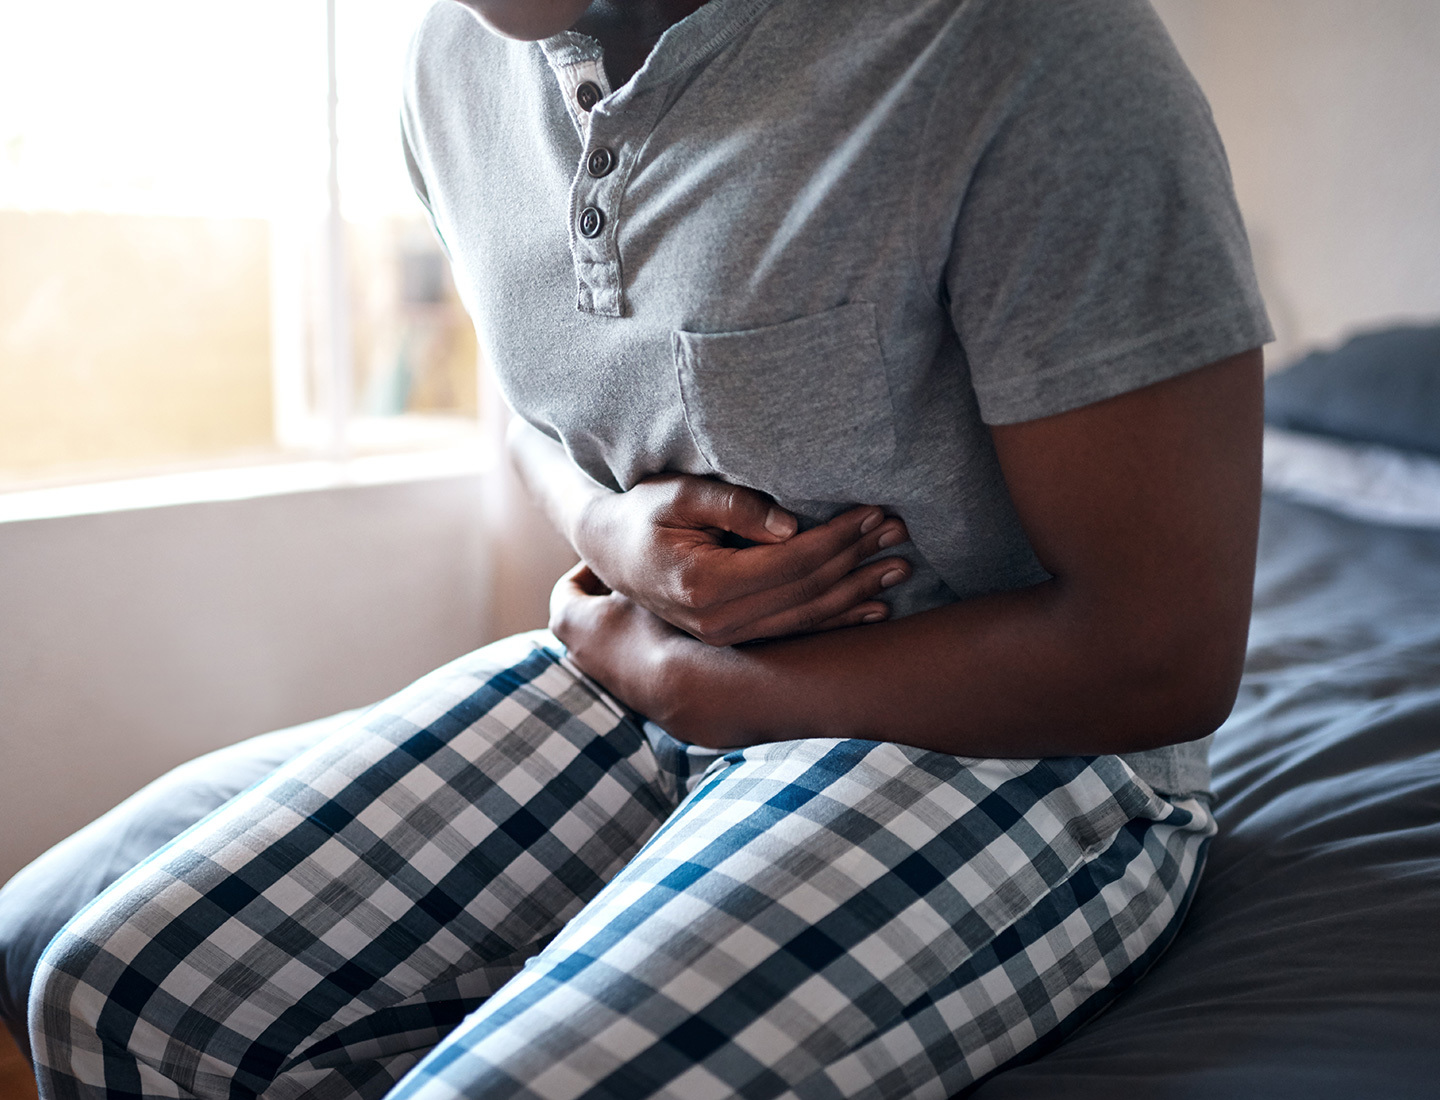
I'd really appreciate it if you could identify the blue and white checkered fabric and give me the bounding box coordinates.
[31,632,1214,1100]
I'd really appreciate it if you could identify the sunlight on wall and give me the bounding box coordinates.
[0,3,324,218]
[0,212,273,480]
[0,0,471,486]
[0,0,433,219]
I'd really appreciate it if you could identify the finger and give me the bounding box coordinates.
[708,556,912,645]
[549,565,583,635]
[704,508,910,611]
[571,562,612,596]
[805,600,893,634]
[686,505,896,605]
[658,503,908,631]
[550,562,596,624]
[670,478,798,544]
[555,561,610,597]
[749,507,909,585]
[556,560,591,592]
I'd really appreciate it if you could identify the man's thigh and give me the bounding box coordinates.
[32,633,675,1100]
[388,739,1213,1100]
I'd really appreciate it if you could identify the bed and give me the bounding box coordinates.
[4,326,1439,1095]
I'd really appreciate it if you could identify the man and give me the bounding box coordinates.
[33,2,1269,1097]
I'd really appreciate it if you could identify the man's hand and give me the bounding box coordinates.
[507,420,911,647]
[572,474,911,646]
[549,562,771,747]
[548,563,678,716]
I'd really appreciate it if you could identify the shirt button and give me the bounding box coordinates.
[576,81,601,112]
[586,147,616,178]
[578,206,605,238]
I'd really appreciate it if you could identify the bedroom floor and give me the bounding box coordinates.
[1,1028,37,1099]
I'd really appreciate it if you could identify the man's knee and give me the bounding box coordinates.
[29,918,116,1085]
[31,892,242,1097]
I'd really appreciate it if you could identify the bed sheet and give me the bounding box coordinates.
[973,493,1440,1097]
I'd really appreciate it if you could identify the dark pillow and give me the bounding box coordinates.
[1264,324,1440,456]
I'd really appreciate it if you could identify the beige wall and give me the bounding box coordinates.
[1151,0,1440,365]
[0,473,494,884]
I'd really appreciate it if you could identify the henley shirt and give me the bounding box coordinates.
[401,0,1274,795]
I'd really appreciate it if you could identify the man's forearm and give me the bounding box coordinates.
[643,576,1244,758]
[555,351,1263,759]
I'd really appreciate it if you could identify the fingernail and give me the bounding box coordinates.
[764,507,796,538]
[862,610,885,623]
[880,568,906,588]
[859,509,883,535]
[877,527,904,549]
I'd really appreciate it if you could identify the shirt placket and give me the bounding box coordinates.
[537,3,774,319]
[547,52,650,319]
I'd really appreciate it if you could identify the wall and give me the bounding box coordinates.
[0,473,494,884]
[1151,0,1440,365]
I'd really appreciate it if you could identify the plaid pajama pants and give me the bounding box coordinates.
[31,631,1214,1100]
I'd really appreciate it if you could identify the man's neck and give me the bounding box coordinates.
[571,0,711,88]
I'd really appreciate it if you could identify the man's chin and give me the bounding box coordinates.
[452,0,593,42]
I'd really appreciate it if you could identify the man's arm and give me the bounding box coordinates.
[552,349,1264,757]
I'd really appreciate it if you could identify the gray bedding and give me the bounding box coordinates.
[3,494,1439,1092]
[973,493,1440,1097]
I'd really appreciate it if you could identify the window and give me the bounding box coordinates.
[0,0,477,491]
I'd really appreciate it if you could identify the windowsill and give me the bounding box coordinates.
[0,444,496,525]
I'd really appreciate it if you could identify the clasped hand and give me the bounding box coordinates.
[548,472,910,718]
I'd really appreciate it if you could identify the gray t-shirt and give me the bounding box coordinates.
[402,0,1272,794]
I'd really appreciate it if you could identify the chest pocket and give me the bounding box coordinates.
[672,301,896,502]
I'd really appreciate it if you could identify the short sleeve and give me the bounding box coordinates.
[401,112,434,218]
[936,0,1273,425]
[400,3,458,260]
